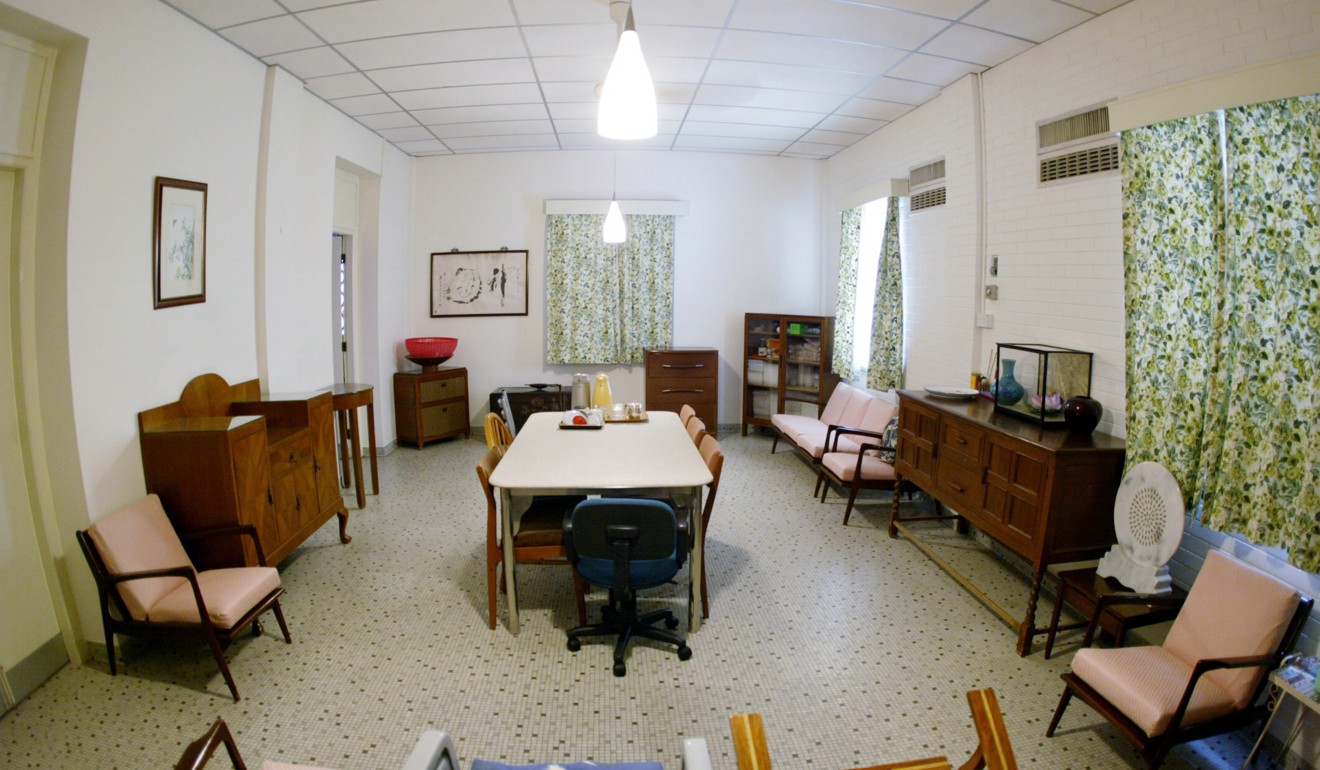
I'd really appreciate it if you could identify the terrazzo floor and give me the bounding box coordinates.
[0,429,1291,769]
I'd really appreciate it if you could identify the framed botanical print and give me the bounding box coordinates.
[430,249,528,317]
[153,176,207,308]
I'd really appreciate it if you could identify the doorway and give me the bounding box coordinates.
[332,233,352,385]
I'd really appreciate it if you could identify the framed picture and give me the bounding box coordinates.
[431,249,528,317]
[153,176,207,308]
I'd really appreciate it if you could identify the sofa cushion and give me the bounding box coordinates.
[148,567,281,628]
[770,414,829,454]
[833,398,897,454]
[821,452,897,482]
[1071,645,1237,737]
[87,494,194,621]
[818,382,864,426]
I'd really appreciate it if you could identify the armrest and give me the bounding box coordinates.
[1079,592,1185,648]
[1165,654,1279,734]
[399,730,457,770]
[681,738,712,770]
[825,424,887,452]
[179,524,271,566]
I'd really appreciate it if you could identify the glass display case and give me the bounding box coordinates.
[993,343,1092,427]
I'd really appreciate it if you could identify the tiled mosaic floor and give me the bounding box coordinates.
[0,430,1288,769]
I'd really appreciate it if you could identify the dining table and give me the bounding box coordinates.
[487,410,713,635]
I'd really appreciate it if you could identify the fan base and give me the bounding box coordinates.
[1097,547,1173,594]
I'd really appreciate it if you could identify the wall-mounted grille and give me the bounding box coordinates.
[1038,106,1110,151]
[908,158,946,212]
[1039,143,1119,183]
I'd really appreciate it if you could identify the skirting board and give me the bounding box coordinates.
[1,633,66,713]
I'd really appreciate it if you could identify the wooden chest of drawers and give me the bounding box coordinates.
[394,367,471,448]
[645,348,718,435]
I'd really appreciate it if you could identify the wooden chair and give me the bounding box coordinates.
[477,445,587,629]
[695,434,723,618]
[484,412,514,449]
[1046,550,1313,769]
[815,413,905,525]
[730,689,1015,770]
[686,416,708,447]
[76,494,291,702]
[176,718,458,770]
[679,404,697,426]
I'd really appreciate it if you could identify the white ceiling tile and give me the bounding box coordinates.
[540,82,597,103]
[306,72,380,100]
[393,138,452,152]
[648,58,711,84]
[368,59,536,92]
[445,134,561,150]
[919,23,1035,67]
[716,31,907,75]
[377,126,438,142]
[553,118,683,135]
[548,102,598,120]
[680,121,805,141]
[298,0,517,43]
[695,84,847,113]
[673,135,792,153]
[638,0,737,28]
[330,93,401,116]
[522,23,617,58]
[636,26,721,59]
[264,46,356,80]
[885,52,984,86]
[278,0,343,10]
[559,133,676,149]
[837,98,915,121]
[431,120,555,138]
[510,0,607,25]
[356,112,421,130]
[963,0,1093,43]
[848,0,983,20]
[685,104,825,128]
[535,56,612,82]
[703,60,875,95]
[817,114,887,134]
[730,0,949,49]
[655,85,698,106]
[785,140,845,157]
[415,104,550,125]
[219,15,322,57]
[858,77,942,104]
[336,28,527,71]
[394,83,545,110]
[800,128,863,146]
[1066,0,1133,13]
[160,0,284,30]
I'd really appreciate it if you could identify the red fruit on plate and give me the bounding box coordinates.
[572,414,588,425]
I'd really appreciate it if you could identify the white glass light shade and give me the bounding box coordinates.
[597,28,657,139]
[603,200,626,243]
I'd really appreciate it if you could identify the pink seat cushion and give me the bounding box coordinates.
[821,452,897,482]
[148,567,281,628]
[1163,550,1299,708]
[770,415,830,458]
[1071,646,1237,737]
[87,494,194,621]
[260,762,340,770]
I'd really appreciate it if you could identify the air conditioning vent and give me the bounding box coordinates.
[1039,143,1119,184]
[909,159,945,189]
[1038,106,1110,151]
[911,187,947,211]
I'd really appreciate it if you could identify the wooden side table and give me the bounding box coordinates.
[330,383,378,509]
[1243,659,1319,768]
[1043,567,1187,659]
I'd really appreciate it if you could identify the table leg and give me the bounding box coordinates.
[689,484,703,633]
[1242,685,1285,769]
[1044,576,1067,660]
[337,409,352,488]
[347,408,365,509]
[365,401,379,495]
[499,487,520,634]
[1017,568,1045,656]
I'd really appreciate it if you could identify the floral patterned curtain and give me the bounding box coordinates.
[545,213,674,365]
[1198,95,1320,572]
[866,196,904,391]
[1123,95,1320,573]
[831,207,863,379]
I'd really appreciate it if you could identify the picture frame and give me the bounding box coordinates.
[153,176,207,308]
[430,249,528,317]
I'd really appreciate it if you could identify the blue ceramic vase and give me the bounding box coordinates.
[997,359,1025,406]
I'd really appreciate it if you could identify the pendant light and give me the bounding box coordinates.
[597,3,657,140]
[603,153,626,243]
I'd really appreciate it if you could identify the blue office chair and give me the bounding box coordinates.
[563,498,693,676]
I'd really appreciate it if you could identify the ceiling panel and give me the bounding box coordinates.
[159,0,1130,159]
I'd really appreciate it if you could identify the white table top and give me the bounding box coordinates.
[488,410,712,493]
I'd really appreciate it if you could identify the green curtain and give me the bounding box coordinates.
[1198,95,1320,572]
[866,196,904,391]
[545,213,674,365]
[1121,112,1225,500]
[832,207,863,379]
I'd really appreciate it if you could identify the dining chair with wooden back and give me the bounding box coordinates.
[483,413,514,450]
[477,446,587,629]
[696,434,723,618]
[686,417,708,447]
[679,404,697,427]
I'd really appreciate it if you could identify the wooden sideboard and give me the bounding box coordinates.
[645,348,718,435]
[394,367,470,448]
[889,389,1125,656]
[138,373,350,570]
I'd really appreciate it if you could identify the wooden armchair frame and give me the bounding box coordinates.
[76,523,291,702]
[814,425,906,525]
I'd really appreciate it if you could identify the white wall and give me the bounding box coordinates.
[409,150,821,432]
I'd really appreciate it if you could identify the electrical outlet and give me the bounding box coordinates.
[984,284,999,300]
[976,313,994,328]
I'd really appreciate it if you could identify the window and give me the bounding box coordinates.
[833,196,904,390]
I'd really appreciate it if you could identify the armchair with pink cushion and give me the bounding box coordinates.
[1045,550,1313,768]
[76,494,292,702]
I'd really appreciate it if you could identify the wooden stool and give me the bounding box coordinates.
[330,383,379,509]
[1043,566,1186,659]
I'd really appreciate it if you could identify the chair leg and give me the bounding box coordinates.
[842,483,861,525]
[770,435,779,453]
[203,627,241,702]
[818,474,831,502]
[487,559,500,630]
[701,559,709,619]
[1045,686,1073,737]
[573,572,589,626]
[103,621,118,676]
[270,599,292,643]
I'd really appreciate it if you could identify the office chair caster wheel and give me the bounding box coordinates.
[677,645,692,661]
[664,615,679,630]
[567,637,581,652]
[613,661,627,677]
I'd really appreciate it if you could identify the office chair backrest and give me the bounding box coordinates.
[565,498,687,590]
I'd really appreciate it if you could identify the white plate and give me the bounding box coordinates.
[925,386,979,399]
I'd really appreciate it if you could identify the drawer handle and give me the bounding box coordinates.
[951,483,965,493]
[662,364,705,370]
[661,388,705,394]
[267,489,274,505]
[955,437,967,445]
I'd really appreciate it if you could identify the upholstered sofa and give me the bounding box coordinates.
[770,382,897,462]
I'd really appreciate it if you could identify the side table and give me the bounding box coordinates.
[330,383,379,509]
[1043,567,1187,659]
[1243,658,1320,768]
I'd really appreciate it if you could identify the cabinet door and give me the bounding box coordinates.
[308,396,343,514]
[895,398,940,489]
[422,402,466,437]
[420,374,465,403]
[982,434,1048,550]
[231,431,275,566]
